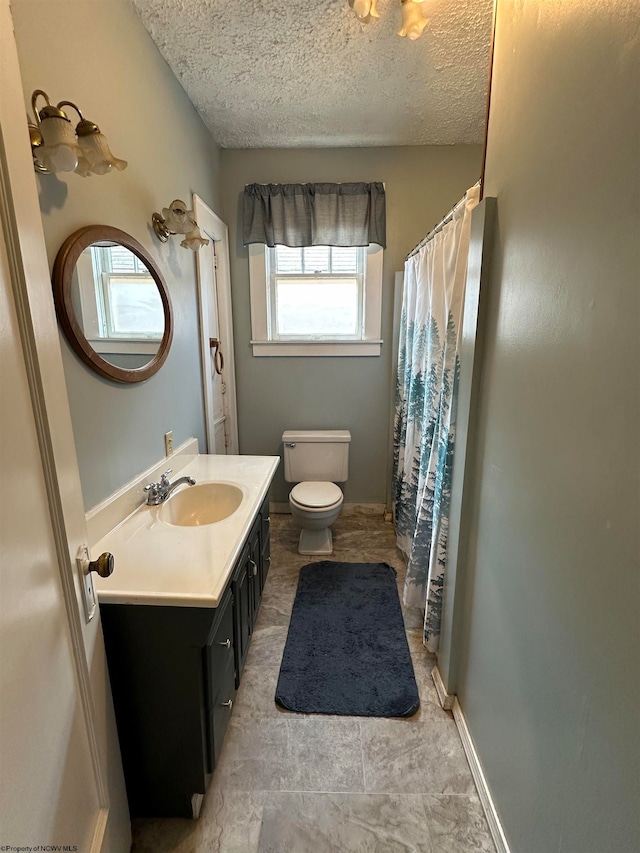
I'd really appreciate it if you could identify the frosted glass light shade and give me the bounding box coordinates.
[349,0,379,22]
[29,90,128,178]
[76,131,127,176]
[152,199,209,250]
[181,227,210,251]
[36,115,78,173]
[397,0,429,39]
[74,154,93,178]
[161,201,191,234]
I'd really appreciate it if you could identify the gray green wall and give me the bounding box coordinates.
[220,146,482,503]
[446,2,640,851]
[12,0,222,510]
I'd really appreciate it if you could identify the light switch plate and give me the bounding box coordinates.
[165,431,174,456]
[77,545,97,623]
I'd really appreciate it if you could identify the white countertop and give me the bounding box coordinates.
[93,453,279,608]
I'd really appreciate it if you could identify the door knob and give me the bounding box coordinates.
[88,552,115,578]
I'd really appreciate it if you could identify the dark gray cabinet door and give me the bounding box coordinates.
[232,502,271,688]
[100,603,217,818]
[232,545,251,685]
[261,532,271,592]
[248,524,261,627]
[204,588,235,706]
[260,495,271,591]
[209,655,236,768]
[203,588,236,772]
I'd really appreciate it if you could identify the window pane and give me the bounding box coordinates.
[273,245,362,275]
[102,245,147,274]
[275,246,303,274]
[302,246,330,274]
[108,278,164,337]
[330,247,359,273]
[276,278,359,336]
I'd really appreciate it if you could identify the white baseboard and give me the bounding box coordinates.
[431,665,455,710]
[452,697,511,853]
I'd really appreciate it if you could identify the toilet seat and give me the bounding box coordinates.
[290,494,343,515]
[290,481,343,510]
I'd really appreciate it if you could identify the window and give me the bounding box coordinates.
[74,243,164,357]
[90,246,164,340]
[249,243,383,356]
[268,245,363,339]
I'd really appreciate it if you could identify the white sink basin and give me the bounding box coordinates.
[159,482,243,527]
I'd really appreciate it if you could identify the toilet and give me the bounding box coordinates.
[282,429,351,556]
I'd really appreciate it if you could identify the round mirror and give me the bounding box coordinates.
[52,226,173,383]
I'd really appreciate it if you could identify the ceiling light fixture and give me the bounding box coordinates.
[348,0,429,40]
[28,90,127,176]
[152,200,210,252]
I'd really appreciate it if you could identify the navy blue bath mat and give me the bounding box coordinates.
[275,561,419,717]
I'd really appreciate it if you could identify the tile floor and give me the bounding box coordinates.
[131,507,496,853]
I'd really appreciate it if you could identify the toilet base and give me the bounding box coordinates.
[298,527,333,556]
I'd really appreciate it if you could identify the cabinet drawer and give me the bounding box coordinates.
[204,590,235,710]
[207,655,236,770]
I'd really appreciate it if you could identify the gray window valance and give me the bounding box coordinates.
[243,182,386,249]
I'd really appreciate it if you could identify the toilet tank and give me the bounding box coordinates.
[282,430,351,483]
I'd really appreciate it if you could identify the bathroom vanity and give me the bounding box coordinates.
[91,449,278,818]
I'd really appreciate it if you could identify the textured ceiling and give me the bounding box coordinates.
[131,0,493,148]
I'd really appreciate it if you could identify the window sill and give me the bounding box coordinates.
[250,340,383,357]
[88,339,160,355]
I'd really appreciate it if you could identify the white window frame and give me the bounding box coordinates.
[75,246,163,357]
[248,243,383,356]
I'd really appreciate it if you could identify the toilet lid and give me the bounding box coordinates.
[290,481,343,509]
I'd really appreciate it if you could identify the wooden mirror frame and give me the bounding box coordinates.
[52,225,173,384]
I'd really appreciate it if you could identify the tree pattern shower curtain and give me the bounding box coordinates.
[393,184,479,651]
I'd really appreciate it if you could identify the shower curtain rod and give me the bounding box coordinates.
[405,180,481,261]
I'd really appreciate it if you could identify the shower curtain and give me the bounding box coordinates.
[393,184,480,652]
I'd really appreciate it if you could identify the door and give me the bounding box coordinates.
[206,244,228,454]
[0,4,130,848]
[0,219,102,849]
[194,195,239,454]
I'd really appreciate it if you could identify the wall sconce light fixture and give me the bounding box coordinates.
[28,90,127,176]
[348,0,429,40]
[152,200,210,252]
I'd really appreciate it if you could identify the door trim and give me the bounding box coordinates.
[437,198,496,694]
[193,195,239,454]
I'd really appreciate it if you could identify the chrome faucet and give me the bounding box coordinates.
[144,469,196,506]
